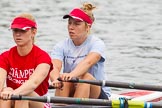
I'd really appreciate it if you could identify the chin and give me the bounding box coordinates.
[16,43,25,47]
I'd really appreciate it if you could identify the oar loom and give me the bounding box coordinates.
[10,95,162,108]
[56,77,162,91]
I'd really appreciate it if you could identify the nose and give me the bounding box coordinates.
[68,24,74,30]
[14,32,22,37]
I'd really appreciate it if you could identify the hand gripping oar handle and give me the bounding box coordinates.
[48,78,71,89]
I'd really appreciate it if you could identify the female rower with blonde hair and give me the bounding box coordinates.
[0,13,52,108]
[50,2,111,99]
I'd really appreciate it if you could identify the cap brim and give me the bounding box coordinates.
[63,15,71,19]
[11,24,31,30]
[63,15,83,22]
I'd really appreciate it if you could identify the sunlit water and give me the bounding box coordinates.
[0,0,162,93]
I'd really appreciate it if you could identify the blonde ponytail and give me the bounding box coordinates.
[81,2,96,22]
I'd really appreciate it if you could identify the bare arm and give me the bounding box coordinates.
[13,63,50,95]
[50,59,62,82]
[50,59,63,88]
[60,52,101,80]
[0,68,7,91]
[72,52,101,77]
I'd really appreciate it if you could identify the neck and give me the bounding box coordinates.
[73,35,88,46]
[17,44,33,56]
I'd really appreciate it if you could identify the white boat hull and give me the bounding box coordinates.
[110,90,162,102]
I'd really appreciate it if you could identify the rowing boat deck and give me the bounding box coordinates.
[51,104,110,108]
[111,90,162,102]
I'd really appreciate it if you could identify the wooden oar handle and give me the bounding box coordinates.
[57,77,62,81]
[48,85,55,89]
[11,95,22,100]
[57,77,79,82]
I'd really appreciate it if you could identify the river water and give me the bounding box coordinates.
[0,0,162,93]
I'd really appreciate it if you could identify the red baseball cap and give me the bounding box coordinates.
[63,8,93,25]
[10,17,37,30]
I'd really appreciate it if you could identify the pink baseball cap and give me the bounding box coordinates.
[10,17,37,30]
[63,8,93,25]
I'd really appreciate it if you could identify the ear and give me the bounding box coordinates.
[86,24,91,33]
[32,28,37,36]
